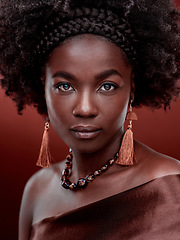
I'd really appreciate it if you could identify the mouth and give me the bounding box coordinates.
[70,125,102,140]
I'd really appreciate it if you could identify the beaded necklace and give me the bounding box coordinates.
[61,150,119,190]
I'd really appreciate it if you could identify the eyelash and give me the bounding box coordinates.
[55,82,118,92]
[55,83,74,92]
[98,82,118,92]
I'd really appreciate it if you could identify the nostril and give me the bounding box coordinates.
[72,108,97,118]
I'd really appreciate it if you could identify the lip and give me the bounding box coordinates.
[70,125,102,139]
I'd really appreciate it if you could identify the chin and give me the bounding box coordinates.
[70,141,104,154]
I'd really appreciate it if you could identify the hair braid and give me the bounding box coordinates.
[36,7,137,66]
[0,0,179,115]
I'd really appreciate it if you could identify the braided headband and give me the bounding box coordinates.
[36,7,137,64]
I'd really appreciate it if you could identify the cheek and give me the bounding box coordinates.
[45,87,72,130]
[46,99,73,142]
[101,98,128,130]
[98,88,130,125]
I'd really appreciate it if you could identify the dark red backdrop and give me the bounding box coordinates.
[1,1,180,238]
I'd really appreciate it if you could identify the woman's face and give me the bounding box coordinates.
[45,34,132,153]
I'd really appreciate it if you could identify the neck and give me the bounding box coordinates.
[70,128,125,181]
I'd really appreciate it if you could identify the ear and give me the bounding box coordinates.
[45,116,50,122]
[130,73,135,102]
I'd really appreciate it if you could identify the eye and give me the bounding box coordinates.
[55,83,74,92]
[99,82,118,92]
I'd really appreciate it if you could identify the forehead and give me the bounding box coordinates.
[48,34,129,63]
[46,34,132,77]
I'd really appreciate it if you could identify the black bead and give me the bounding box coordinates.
[94,170,102,176]
[66,154,73,161]
[114,152,119,160]
[101,164,108,172]
[62,169,69,176]
[69,183,77,190]
[107,158,115,166]
[61,175,67,181]
[86,174,95,182]
[62,180,71,189]
[77,178,88,188]
[65,161,72,169]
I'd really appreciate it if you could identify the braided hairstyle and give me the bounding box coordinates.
[0,0,180,115]
[36,8,137,64]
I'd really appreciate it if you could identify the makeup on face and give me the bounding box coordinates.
[45,34,132,153]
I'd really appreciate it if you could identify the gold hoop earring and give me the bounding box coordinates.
[36,121,52,168]
[116,100,137,166]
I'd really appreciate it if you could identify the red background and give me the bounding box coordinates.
[0,1,180,238]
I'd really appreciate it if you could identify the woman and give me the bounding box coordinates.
[0,0,180,239]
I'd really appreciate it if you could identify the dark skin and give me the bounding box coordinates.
[45,34,131,177]
[19,34,180,240]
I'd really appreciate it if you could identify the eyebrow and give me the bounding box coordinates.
[52,69,123,81]
[52,71,75,80]
[95,69,123,80]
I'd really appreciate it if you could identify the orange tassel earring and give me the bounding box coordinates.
[116,101,137,166]
[36,121,52,168]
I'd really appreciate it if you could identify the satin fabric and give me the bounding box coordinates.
[30,174,180,240]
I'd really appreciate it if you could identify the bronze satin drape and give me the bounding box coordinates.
[30,174,180,240]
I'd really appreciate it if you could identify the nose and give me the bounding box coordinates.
[72,91,98,118]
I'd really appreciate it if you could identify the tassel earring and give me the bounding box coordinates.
[116,100,138,166]
[36,121,52,168]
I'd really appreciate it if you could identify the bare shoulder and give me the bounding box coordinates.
[135,140,180,180]
[18,164,60,240]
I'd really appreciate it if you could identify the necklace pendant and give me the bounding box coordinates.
[77,178,88,188]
